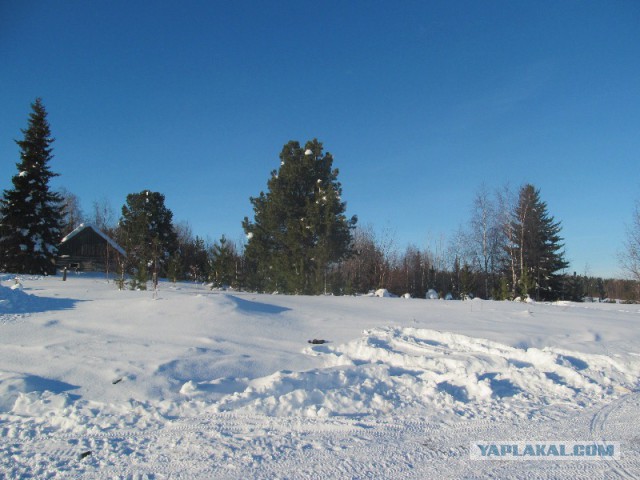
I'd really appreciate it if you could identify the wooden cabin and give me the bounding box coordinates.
[57,224,126,273]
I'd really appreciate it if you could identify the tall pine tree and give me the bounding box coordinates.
[509,184,568,300]
[243,139,357,294]
[0,98,64,274]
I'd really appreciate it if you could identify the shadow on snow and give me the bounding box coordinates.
[0,285,82,314]
[224,294,291,315]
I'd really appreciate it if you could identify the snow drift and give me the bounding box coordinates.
[213,326,639,418]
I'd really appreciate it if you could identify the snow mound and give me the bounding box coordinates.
[426,289,438,299]
[0,371,79,414]
[374,288,393,298]
[0,284,38,312]
[0,284,75,314]
[215,327,640,418]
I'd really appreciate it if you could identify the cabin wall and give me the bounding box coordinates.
[57,229,123,273]
[57,255,118,273]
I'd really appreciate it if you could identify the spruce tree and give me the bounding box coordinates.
[184,236,209,282]
[0,98,64,274]
[117,190,178,281]
[211,235,237,288]
[243,139,357,294]
[510,184,568,300]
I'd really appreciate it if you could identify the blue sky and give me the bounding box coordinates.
[1,1,639,278]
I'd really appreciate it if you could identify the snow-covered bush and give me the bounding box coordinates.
[426,289,438,299]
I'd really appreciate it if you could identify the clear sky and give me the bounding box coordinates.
[1,1,639,278]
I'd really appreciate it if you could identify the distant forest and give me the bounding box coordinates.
[2,100,639,302]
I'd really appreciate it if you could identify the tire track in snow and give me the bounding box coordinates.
[0,411,470,478]
[0,313,27,325]
[4,406,631,479]
[589,391,640,479]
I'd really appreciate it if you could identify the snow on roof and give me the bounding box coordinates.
[60,223,126,256]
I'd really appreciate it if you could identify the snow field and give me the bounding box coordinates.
[1,275,640,478]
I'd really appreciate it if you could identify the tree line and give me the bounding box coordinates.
[1,99,638,301]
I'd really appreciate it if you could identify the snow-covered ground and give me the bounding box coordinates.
[1,274,639,478]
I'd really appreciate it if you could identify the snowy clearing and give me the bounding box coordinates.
[1,274,640,478]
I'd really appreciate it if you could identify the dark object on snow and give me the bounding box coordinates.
[308,339,327,344]
[79,451,92,460]
[112,377,123,385]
